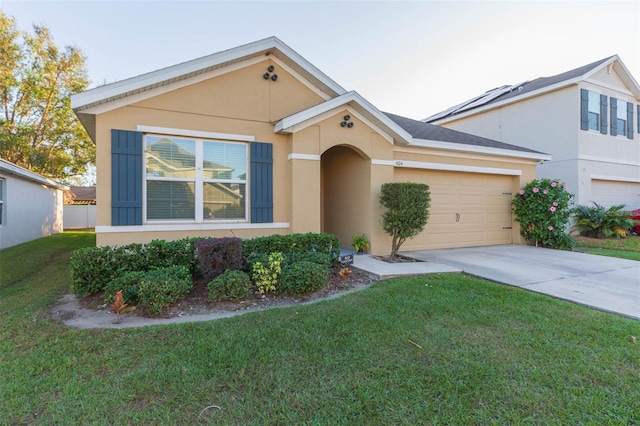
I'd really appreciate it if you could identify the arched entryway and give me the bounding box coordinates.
[321,145,371,250]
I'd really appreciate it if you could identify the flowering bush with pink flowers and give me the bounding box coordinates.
[512,178,575,250]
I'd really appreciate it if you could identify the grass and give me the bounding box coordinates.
[574,235,640,261]
[1,232,639,424]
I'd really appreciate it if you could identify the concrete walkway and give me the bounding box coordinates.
[355,245,640,320]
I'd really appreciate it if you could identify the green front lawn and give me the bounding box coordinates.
[574,235,640,261]
[1,232,639,424]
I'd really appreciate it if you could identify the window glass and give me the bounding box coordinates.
[147,181,195,219]
[144,134,248,222]
[203,182,246,220]
[146,136,196,178]
[203,141,247,180]
[587,91,600,131]
[617,99,627,135]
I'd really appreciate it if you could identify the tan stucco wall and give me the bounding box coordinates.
[93,58,327,246]
[91,56,540,252]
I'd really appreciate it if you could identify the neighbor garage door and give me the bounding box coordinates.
[591,180,640,209]
[395,169,514,250]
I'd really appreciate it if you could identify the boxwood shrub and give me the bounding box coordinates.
[278,261,330,295]
[207,269,252,301]
[243,233,339,269]
[138,266,193,316]
[103,270,146,305]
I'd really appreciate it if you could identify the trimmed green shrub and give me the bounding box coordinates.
[512,178,575,250]
[137,266,193,316]
[379,182,431,259]
[283,251,334,267]
[145,238,201,274]
[572,203,635,239]
[278,261,330,295]
[70,238,201,298]
[195,237,243,281]
[207,269,252,301]
[242,233,339,269]
[70,247,118,297]
[103,270,145,305]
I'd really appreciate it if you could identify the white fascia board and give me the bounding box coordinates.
[137,125,255,142]
[72,36,346,112]
[430,77,584,125]
[96,222,290,233]
[590,174,640,183]
[410,138,551,161]
[288,153,321,161]
[274,91,412,144]
[0,159,68,190]
[582,55,640,99]
[372,159,522,176]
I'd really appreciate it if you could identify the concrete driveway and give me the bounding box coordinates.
[404,245,640,320]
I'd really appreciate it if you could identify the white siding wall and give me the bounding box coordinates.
[0,173,64,250]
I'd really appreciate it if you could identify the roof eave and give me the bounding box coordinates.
[274,91,413,145]
[71,36,347,113]
[410,138,551,161]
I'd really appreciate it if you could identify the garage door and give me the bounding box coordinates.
[591,180,640,209]
[395,169,514,250]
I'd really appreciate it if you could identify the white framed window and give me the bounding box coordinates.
[587,91,601,131]
[617,98,628,137]
[0,178,4,225]
[144,134,248,222]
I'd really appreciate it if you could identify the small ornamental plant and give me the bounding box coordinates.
[512,178,575,250]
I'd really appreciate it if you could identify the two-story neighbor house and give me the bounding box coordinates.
[71,37,549,254]
[425,55,640,210]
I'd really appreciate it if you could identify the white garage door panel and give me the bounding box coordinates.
[591,180,640,209]
[394,169,514,250]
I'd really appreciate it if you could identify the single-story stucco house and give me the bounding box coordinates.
[0,158,67,250]
[71,37,549,255]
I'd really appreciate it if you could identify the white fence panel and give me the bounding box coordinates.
[64,205,96,229]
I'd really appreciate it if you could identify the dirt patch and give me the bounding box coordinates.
[51,266,379,329]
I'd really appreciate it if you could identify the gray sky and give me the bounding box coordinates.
[3,0,639,120]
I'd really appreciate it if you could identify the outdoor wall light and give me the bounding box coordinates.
[340,121,347,127]
[343,115,350,120]
[347,122,354,128]
[263,72,270,79]
[271,74,278,81]
[268,65,275,72]
[340,115,354,128]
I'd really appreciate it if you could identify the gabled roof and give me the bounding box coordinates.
[386,113,550,161]
[0,158,68,190]
[424,55,640,123]
[71,37,348,140]
[274,91,413,145]
[69,186,96,202]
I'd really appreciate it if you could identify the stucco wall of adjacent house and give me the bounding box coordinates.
[576,67,640,207]
[0,173,64,250]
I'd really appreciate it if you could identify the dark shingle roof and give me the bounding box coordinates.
[424,56,614,122]
[385,112,544,154]
[69,186,96,202]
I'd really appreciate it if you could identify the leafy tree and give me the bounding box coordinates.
[379,182,431,260]
[0,11,94,182]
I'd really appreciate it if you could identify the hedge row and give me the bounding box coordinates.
[70,233,341,314]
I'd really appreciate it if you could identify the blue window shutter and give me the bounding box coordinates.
[250,142,273,223]
[610,97,617,136]
[637,104,640,133]
[626,101,634,139]
[580,89,589,130]
[599,94,608,134]
[111,129,143,225]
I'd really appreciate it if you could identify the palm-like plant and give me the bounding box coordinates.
[572,203,635,239]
